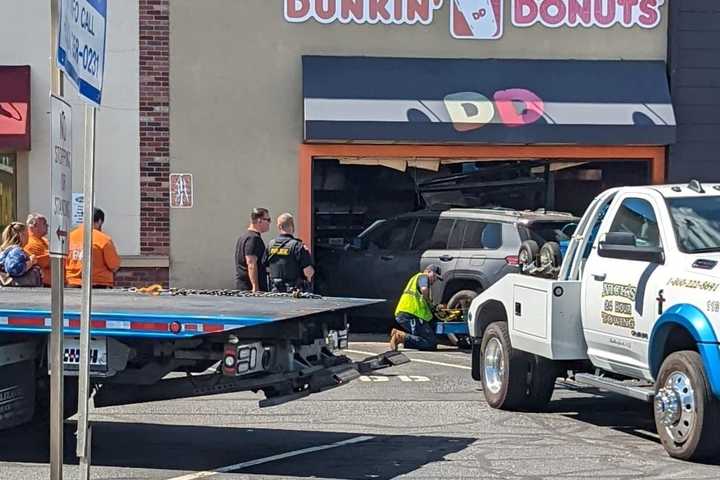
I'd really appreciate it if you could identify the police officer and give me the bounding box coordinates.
[266,213,315,292]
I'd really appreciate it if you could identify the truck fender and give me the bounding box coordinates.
[469,299,508,338]
[649,304,720,397]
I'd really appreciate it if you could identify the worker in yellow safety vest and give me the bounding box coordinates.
[389,264,443,351]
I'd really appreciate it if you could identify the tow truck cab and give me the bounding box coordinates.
[467,181,720,461]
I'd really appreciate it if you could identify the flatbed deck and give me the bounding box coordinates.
[0,288,380,338]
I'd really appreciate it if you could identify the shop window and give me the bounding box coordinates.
[0,153,16,230]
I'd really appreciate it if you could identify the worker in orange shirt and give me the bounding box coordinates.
[24,213,51,286]
[66,208,121,288]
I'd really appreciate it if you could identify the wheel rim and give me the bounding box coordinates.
[519,248,531,265]
[655,371,696,444]
[484,337,505,395]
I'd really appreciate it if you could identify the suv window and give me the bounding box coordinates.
[423,218,454,250]
[411,217,440,250]
[608,198,660,247]
[521,221,574,246]
[462,221,502,249]
[447,220,464,249]
[368,218,417,250]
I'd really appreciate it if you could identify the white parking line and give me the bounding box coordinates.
[345,349,472,371]
[166,435,374,480]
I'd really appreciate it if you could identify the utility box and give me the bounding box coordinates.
[510,277,587,361]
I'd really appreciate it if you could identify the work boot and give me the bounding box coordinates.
[389,328,406,351]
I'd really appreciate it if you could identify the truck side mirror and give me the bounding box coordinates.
[603,232,635,246]
[598,232,664,264]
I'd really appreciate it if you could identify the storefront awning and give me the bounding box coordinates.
[303,57,676,146]
[0,66,31,150]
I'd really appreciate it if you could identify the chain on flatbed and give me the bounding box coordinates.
[120,286,324,300]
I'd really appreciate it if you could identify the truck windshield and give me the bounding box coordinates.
[668,196,720,253]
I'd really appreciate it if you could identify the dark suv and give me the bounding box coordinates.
[315,208,578,329]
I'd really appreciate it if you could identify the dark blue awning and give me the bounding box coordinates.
[303,56,676,146]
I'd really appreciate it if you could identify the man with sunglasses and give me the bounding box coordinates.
[235,207,271,292]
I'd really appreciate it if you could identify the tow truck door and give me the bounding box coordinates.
[581,194,664,377]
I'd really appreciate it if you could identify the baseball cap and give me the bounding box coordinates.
[425,264,443,281]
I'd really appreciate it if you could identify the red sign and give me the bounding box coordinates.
[512,0,664,29]
[285,0,444,25]
[0,66,31,150]
[451,0,503,40]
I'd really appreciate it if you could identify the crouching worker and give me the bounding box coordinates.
[389,264,443,351]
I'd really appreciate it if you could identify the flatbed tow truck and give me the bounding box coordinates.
[0,287,408,429]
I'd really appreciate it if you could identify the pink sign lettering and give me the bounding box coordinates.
[284,0,444,25]
[443,87,546,131]
[512,0,664,28]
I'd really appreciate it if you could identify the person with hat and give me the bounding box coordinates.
[389,264,443,351]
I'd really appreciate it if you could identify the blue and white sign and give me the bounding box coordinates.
[57,0,107,107]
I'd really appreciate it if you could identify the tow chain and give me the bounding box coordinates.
[123,285,323,300]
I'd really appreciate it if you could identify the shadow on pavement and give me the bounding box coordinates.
[0,421,474,479]
[549,385,657,438]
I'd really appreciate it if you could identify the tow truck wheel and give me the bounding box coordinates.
[481,322,527,410]
[654,351,720,461]
[481,321,556,411]
[446,289,478,349]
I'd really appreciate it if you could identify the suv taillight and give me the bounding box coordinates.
[505,255,519,266]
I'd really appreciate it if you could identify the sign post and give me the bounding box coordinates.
[49,3,68,479]
[56,1,107,478]
[49,94,72,480]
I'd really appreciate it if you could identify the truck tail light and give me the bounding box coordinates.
[505,255,519,266]
[222,341,266,376]
[222,344,237,375]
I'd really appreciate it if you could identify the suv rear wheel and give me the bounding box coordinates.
[446,289,479,349]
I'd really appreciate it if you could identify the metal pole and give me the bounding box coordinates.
[76,104,96,467]
[50,1,65,479]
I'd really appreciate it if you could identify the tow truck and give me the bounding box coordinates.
[467,181,720,460]
[0,288,407,430]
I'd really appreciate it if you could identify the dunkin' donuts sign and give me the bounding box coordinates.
[512,0,665,29]
[284,0,664,39]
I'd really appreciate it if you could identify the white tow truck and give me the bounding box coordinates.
[467,181,720,460]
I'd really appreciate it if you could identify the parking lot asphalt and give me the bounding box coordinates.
[2,336,720,479]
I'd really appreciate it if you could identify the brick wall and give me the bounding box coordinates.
[139,0,170,255]
[115,267,170,288]
[668,0,720,182]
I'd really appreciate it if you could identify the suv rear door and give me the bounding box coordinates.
[419,216,459,302]
[453,220,517,290]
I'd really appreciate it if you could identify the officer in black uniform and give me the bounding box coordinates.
[266,213,315,293]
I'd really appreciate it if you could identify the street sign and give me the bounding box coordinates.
[57,0,107,106]
[50,95,72,256]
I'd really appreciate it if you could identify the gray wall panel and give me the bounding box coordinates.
[668,0,720,182]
